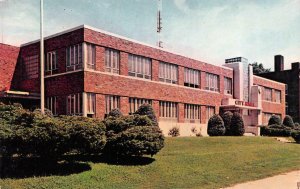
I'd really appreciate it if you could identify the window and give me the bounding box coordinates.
[184,104,200,121]
[66,44,83,71]
[87,93,96,114]
[224,77,232,95]
[159,62,178,84]
[45,51,57,74]
[206,106,215,122]
[263,87,272,101]
[129,98,152,113]
[205,73,219,92]
[46,96,57,115]
[105,95,120,113]
[128,54,151,79]
[23,55,39,79]
[86,43,96,70]
[105,48,120,74]
[275,90,281,103]
[159,101,178,118]
[184,68,200,88]
[67,93,82,115]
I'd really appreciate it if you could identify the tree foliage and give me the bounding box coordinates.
[207,114,225,136]
[252,62,271,75]
[230,112,245,136]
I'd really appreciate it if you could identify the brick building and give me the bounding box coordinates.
[258,55,299,122]
[0,25,285,136]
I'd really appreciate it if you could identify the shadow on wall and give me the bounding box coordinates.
[0,155,155,179]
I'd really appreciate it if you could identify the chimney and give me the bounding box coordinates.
[274,55,284,72]
[292,62,300,70]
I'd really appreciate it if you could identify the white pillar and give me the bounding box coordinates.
[82,92,87,117]
[40,0,45,114]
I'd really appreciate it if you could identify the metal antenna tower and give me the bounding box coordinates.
[157,0,163,48]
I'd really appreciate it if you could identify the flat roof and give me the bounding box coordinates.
[20,24,233,71]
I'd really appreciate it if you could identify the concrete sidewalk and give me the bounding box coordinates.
[224,170,300,189]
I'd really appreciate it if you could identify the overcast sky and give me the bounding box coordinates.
[0,0,299,70]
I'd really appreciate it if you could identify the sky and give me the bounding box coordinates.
[0,0,299,70]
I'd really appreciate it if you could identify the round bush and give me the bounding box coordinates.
[134,104,158,126]
[108,108,123,118]
[291,131,300,143]
[230,112,245,136]
[168,127,180,137]
[59,116,106,154]
[268,115,281,126]
[221,111,233,136]
[282,115,295,128]
[111,126,165,156]
[207,114,225,136]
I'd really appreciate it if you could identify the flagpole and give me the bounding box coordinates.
[40,0,45,114]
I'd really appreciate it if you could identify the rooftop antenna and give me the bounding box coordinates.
[157,0,163,48]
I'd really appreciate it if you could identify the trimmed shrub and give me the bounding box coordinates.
[291,131,300,143]
[104,114,164,157]
[268,115,281,126]
[207,114,225,136]
[221,111,233,136]
[230,112,245,136]
[134,104,158,126]
[59,116,106,154]
[262,124,293,137]
[168,127,180,137]
[260,125,268,136]
[110,126,164,157]
[282,115,295,128]
[108,108,123,118]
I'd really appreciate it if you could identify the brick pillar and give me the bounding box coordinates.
[96,46,105,72]
[201,71,206,90]
[120,52,128,76]
[272,89,275,102]
[200,106,206,124]
[120,96,129,115]
[96,94,106,119]
[152,60,159,81]
[178,103,184,123]
[152,100,160,121]
[59,48,66,73]
[178,66,184,86]
[219,76,224,94]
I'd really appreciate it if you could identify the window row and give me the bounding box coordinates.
[46,94,215,122]
[263,87,281,103]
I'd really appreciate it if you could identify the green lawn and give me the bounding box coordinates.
[1,137,300,189]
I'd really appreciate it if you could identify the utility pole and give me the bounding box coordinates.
[157,0,163,48]
[40,0,45,114]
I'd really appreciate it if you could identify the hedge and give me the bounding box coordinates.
[230,112,245,136]
[221,111,233,136]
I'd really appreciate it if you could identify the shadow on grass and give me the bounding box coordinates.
[0,155,155,179]
[64,154,156,166]
[0,157,91,179]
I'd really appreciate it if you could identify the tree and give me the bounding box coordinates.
[252,62,271,75]
[230,112,245,136]
[207,114,225,136]
[282,115,295,128]
[221,111,233,136]
[134,104,158,126]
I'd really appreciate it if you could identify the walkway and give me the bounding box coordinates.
[224,170,300,189]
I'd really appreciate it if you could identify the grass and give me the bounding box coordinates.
[1,137,300,189]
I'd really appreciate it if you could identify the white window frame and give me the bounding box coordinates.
[45,51,57,75]
[159,62,178,84]
[86,93,96,114]
[275,90,281,103]
[206,106,215,122]
[129,98,152,113]
[46,96,57,115]
[86,43,96,70]
[263,87,272,101]
[105,48,120,74]
[66,93,83,115]
[66,44,83,71]
[159,101,178,119]
[224,77,232,95]
[128,54,152,79]
[184,104,200,121]
[205,73,219,92]
[105,95,120,114]
[184,68,200,88]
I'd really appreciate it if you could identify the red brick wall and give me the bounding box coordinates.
[0,44,19,91]
[253,75,286,118]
